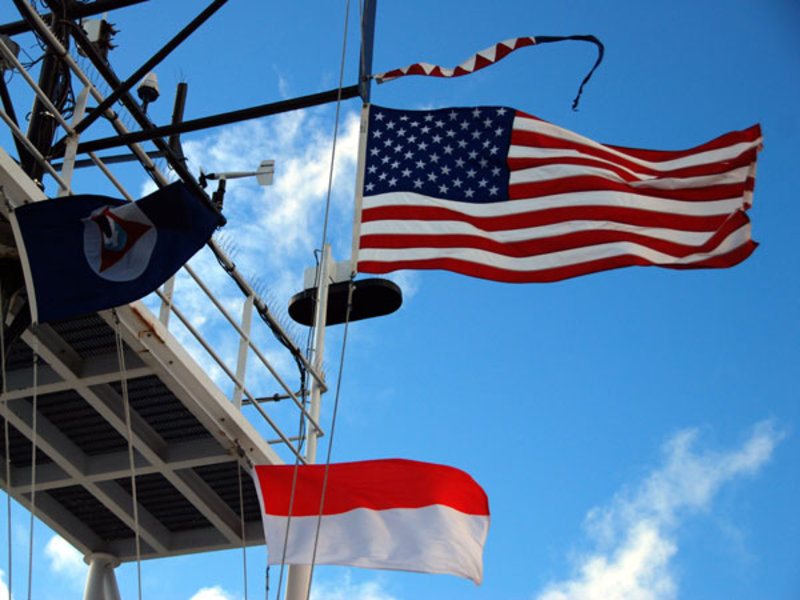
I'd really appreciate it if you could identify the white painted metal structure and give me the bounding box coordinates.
[0,7,331,597]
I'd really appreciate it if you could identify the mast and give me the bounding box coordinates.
[282,4,378,600]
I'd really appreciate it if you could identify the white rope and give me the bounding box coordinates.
[316,0,352,253]
[236,450,249,600]
[26,336,38,600]
[273,415,306,600]
[298,0,356,596]
[113,312,143,600]
[1,283,12,600]
[275,1,353,598]
[305,281,354,600]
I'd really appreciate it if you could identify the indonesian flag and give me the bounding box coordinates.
[252,459,490,584]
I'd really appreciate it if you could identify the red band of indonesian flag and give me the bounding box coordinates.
[252,459,490,584]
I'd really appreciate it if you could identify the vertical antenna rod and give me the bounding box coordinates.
[358,0,378,102]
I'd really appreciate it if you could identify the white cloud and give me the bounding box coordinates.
[0,569,9,600]
[189,585,235,600]
[535,420,784,600]
[44,535,87,583]
[311,572,398,600]
[182,107,360,269]
[133,107,366,395]
[385,271,421,301]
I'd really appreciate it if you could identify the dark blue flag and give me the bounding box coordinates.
[11,181,219,323]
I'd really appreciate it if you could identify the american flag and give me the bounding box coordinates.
[353,105,762,283]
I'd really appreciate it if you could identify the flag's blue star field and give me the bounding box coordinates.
[363,106,515,203]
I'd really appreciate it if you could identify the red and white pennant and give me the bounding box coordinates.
[374,36,537,83]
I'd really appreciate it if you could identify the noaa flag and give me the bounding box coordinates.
[10,182,219,323]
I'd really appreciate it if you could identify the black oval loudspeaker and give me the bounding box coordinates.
[288,278,402,326]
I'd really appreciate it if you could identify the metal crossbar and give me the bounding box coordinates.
[0,10,321,464]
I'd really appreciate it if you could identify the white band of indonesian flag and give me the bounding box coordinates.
[252,459,490,584]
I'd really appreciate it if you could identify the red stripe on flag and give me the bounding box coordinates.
[603,124,763,162]
[509,177,749,202]
[360,210,750,259]
[510,128,759,179]
[357,240,756,284]
[507,147,760,181]
[254,459,489,517]
[360,204,734,233]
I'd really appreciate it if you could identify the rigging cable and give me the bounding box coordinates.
[305,280,354,600]
[1,282,12,600]
[113,311,143,600]
[304,0,357,597]
[25,335,38,600]
[275,0,354,598]
[273,412,306,600]
[236,446,249,600]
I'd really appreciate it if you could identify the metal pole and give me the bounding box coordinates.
[83,553,120,600]
[57,85,89,196]
[284,243,332,600]
[233,294,254,409]
[305,244,331,462]
[66,85,361,157]
[358,0,378,102]
[50,0,229,153]
[0,0,149,36]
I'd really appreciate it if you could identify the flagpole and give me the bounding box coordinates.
[349,103,370,277]
[285,2,377,597]
[284,243,331,600]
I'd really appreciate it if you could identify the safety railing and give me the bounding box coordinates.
[0,19,322,464]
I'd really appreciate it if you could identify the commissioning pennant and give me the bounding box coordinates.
[252,459,490,584]
[352,105,762,283]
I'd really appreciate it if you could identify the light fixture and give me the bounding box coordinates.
[137,72,160,113]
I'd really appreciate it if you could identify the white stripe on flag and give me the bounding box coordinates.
[357,222,751,273]
[362,191,748,218]
[360,218,719,246]
[265,506,488,584]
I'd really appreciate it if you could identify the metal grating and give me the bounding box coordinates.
[50,314,118,360]
[113,376,210,443]
[0,422,52,467]
[194,463,262,522]
[48,485,134,542]
[0,305,282,562]
[35,390,130,456]
[117,473,212,533]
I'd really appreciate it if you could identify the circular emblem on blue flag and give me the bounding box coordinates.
[82,202,157,281]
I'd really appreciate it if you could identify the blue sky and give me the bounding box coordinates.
[1,1,799,599]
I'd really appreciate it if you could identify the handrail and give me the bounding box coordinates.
[0,16,323,465]
[181,264,325,435]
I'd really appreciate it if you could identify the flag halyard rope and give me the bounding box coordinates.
[1,283,12,600]
[112,311,143,600]
[306,278,355,600]
[236,446,249,600]
[277,0,354,598]
[26,335,38,600]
